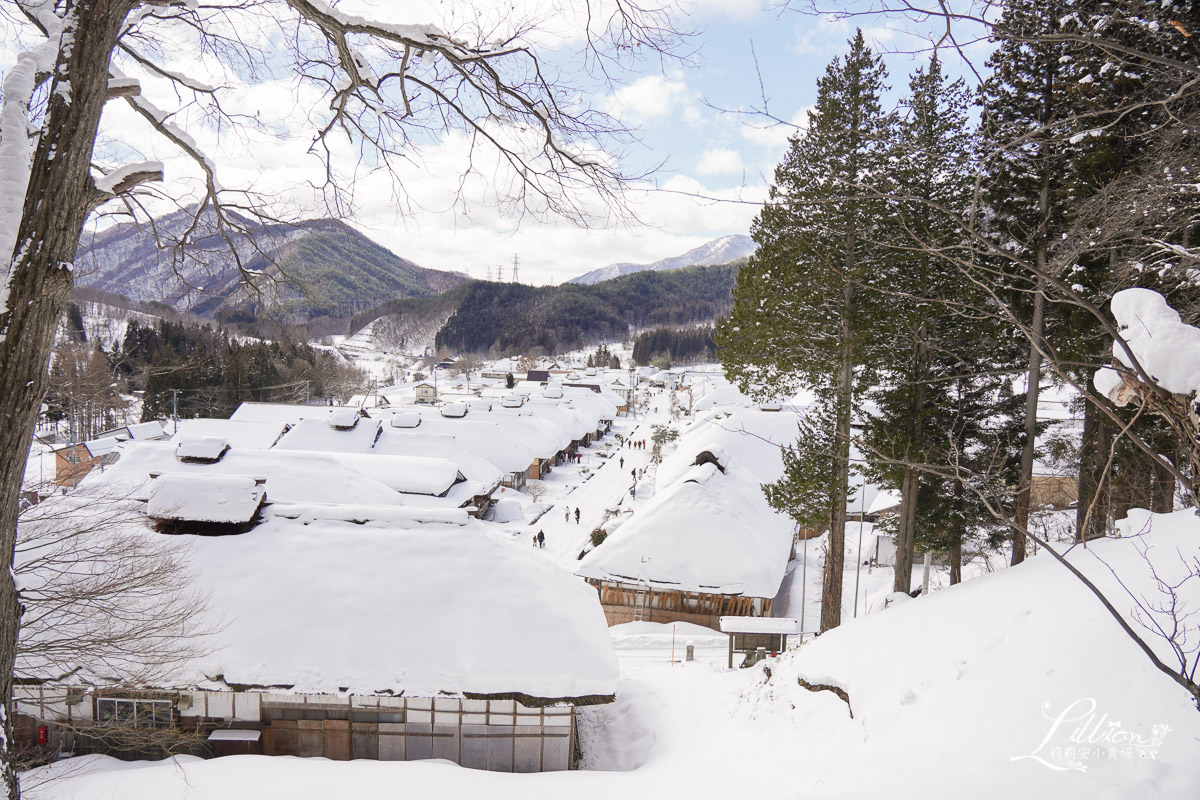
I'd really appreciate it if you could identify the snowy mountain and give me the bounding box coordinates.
[567,234,756,285]
[74,207,468,321]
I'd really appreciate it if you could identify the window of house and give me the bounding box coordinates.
[95,697,173,728]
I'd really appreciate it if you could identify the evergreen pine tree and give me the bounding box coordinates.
[718,30,893,631]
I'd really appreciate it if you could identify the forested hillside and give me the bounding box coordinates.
[353,263,738,355]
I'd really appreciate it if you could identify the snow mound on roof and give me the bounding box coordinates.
[175,435,229,462]
[327,408,361,429]
[147,474,264,523]
[440,402,469,418]
[576,456,793,597]
[389,411,422,428]
[166,519,617,698]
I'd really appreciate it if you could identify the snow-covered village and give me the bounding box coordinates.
[2,1,1200,799]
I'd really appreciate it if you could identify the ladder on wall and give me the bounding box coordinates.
[633,581,648,621]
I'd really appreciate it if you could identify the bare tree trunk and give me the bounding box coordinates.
[949,538,962,585]
[0,5,129,795]
[822,276,854,633]
[1076,398,1113,541]
[1013,272,1047,566]
[1151,451,1176,514]
[893,324,928,594]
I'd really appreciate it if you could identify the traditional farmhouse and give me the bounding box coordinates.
[14,503,618,772]
[576,445,795,628]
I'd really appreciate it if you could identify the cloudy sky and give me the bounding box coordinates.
[8,0,987,285]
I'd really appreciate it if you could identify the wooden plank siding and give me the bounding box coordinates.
[587,579,771,629]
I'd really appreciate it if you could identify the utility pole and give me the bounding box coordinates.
[486,265,493,282]
[512,254,520,284]
[497,263,504,282]
[170,388,180,434]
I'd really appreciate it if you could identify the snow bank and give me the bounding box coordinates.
[756,508,1200,795]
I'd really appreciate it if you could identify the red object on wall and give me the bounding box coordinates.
[36,726,47,744]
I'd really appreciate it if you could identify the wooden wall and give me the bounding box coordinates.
[588,580,771,630]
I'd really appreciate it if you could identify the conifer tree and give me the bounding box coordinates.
[859,55,1019,590]
[718,30,893,631]
[979,0,1079,564]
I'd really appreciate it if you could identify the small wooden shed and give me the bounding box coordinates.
[719,616,799,669]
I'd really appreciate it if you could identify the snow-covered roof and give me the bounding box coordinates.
[316,452,466,498]
[440,402,469,418]
[40,510,617,699]
[147,474,265,524]
[229,402,360,426]
[169,419,287,451]
[389,411,421,428]
[175,435,229,463]
[81,442,410,507]
[372,430,503,488]
[273,417,382,454]
[718,617,799,635]
[501,395,525,408]
[576,454,794,597]
[327,408,361,429]
[375,413,540,474]
[658,408,802,488]
[867,490,901,515]
[125,421,166,440]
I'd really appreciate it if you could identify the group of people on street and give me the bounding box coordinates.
[565,452,583,463]
[533,530,546,548]
[626,438,646,450]
[564,507,581,524]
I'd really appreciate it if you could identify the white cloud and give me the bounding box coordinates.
[696,147,745,176]
[606,74,697,124]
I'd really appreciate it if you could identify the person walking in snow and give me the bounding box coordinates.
[564,508,570,523]
[630,469,636,481]
[537,530,545,548]
[574,507,581,524]
[619,457,624,469]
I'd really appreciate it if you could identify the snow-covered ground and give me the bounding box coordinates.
[25,511,1200,798]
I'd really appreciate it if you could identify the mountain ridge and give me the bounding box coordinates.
[567,234,755,285]
[74,208,469,323]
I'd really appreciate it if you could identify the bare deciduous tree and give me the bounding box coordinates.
[13,488,211,768]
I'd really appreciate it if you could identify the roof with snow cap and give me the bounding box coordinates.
[147,473,265,524]
[175,435,230,463]
[169,419,288,451]
[19,500,619,701]
[575,452,794,597]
